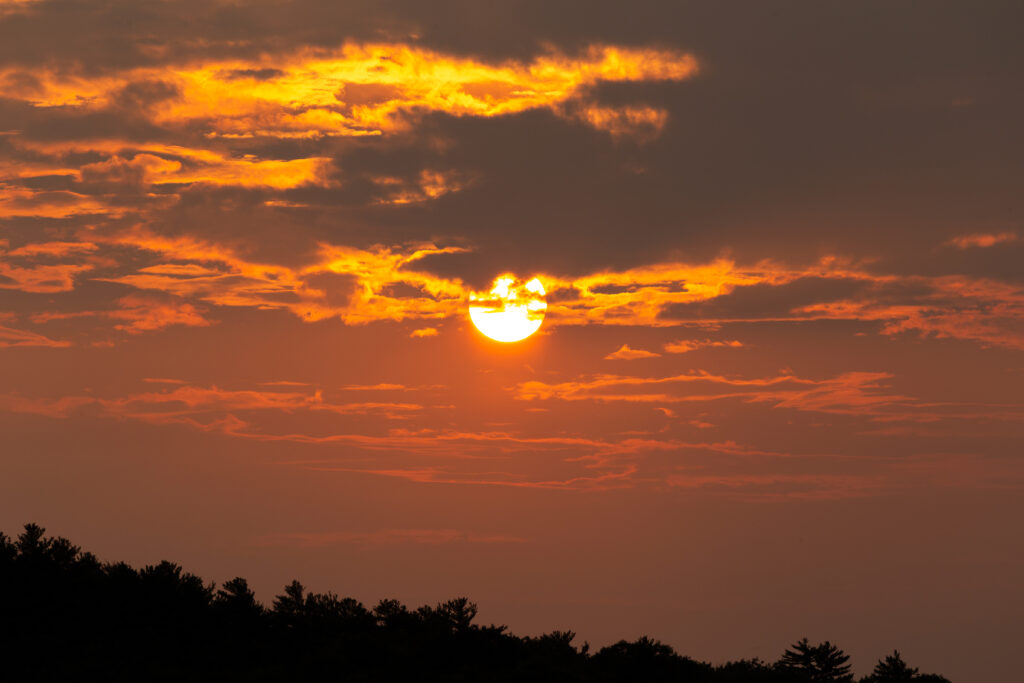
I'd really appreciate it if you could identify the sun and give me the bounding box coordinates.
[469,275,547,342]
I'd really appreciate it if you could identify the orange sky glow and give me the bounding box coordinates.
[1,2,1022,681]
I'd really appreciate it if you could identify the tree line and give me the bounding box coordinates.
[0,524,951,682]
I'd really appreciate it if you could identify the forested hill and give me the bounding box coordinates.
[1,524,950,682]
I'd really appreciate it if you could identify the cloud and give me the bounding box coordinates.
[0,0,41,17]
[514,369,916,418]
[0,322,70,348]
[572,104,669,141]
[5,224,1021,354]
[110,294,212,333]
[664,339,743,353]
[4,241,98,258]
[371,169,472,205]
[31,294,214,335]
[946,232,1018,249]
[77,148,333,190]
[340,383,414,391]
[795,275,1024,351]
[0,240,102,292]
[3,372,1019,499]
[2,42,696,140]
[0,383,426,433]
[658,276,868,322]
[604,344,660,360]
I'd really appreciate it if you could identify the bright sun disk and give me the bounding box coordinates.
[469,275,546,342]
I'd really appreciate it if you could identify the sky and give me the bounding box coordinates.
[1,0,1022,679]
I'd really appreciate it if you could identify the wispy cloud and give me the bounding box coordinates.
[0,323,70,348]
[664,339,743,353]
[604,344,660,360]
[945,232,1018,249]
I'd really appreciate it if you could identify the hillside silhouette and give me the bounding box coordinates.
[0,524,952,682]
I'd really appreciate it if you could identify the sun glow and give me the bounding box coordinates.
[469,276,547,343]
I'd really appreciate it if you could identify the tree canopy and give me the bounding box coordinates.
[0,524,952,682]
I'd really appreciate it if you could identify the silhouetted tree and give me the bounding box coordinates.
[273,579,306,623]
[865,650,918,681]
[778,638,854,682]
[715,658,789,682]
[374,597,411,625]
[215,577,263,618]
[430,596,478,631]
[0,523,955,683]
[590,636,711,681]
[858,650,951,683]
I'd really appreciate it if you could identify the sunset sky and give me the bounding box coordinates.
[1,1,1022,680]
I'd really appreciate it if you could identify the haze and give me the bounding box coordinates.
[1,2,1022,681]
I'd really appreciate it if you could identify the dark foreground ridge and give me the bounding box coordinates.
[1,524,950,682]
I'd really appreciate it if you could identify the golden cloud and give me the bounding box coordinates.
[5,43,697,140]
[664,339,744,353]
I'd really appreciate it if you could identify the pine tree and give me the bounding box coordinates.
[867,650,919,682]
[778,638,854,682]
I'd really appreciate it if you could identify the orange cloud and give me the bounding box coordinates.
[0,261,94,293]
[0,185,116,219]
[796,275,1024,350]
[30,295,213,335]
[3,375,1018,498]
[515,368,1024,426]
[574,104,669,141]
[0,323,70,348]
[94,229,469,325]
[0,44,689,217]
[0,0,41,17]
[109,295,212,334]
[664,339,744,353]
[0,384,423,427]
[0,240,103,293]
[372,169,471,205]
[81,148,333,189]
[604,344,660,360]
[945,232,1017,249]
[514,370,915,418]
[12,227,1022,353]
[5,43,696,140]
[5,241,99,258]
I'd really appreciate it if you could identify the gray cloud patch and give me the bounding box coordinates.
[660,277,868,321]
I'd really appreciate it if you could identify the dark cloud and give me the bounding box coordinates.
[1,0,1020,285]
[2,0,1023,299]
[660,277,867,321]
[15,174,78,192]
[219,68,286,81]
[303,271,358,308]
[112,80,182,109]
